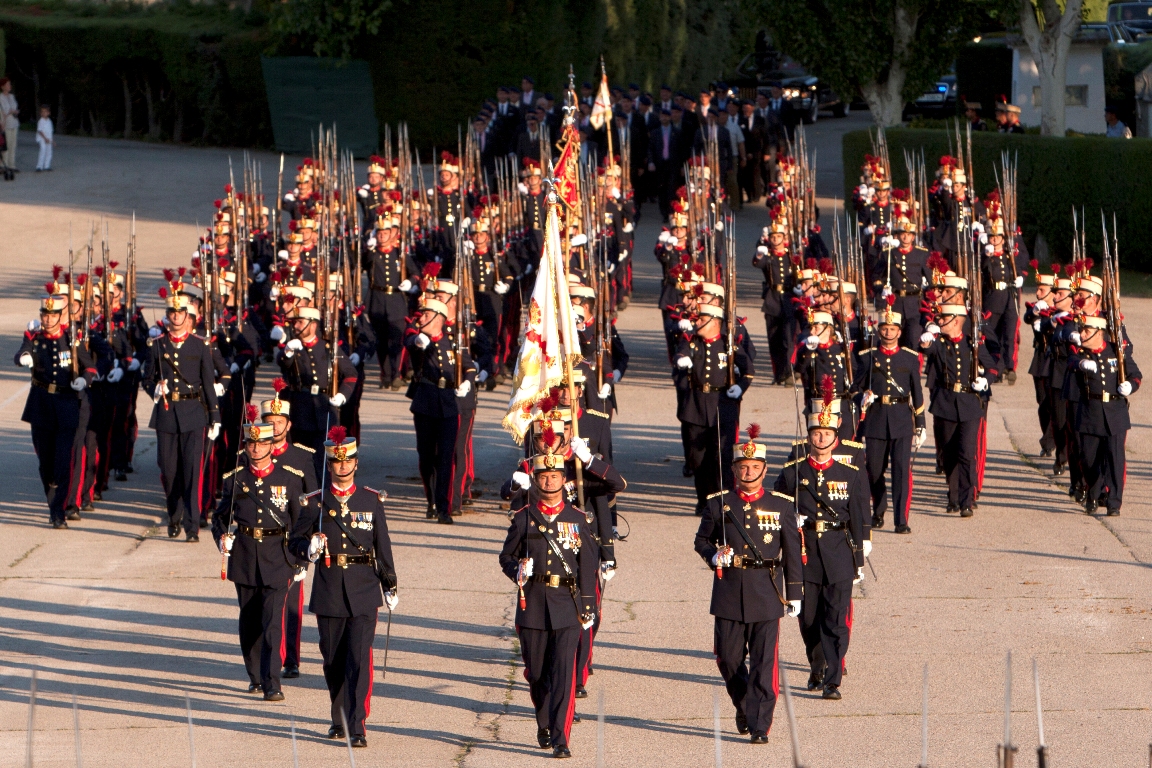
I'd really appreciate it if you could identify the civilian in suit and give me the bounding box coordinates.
[738,100,766,203]
[516,112,545,163]
[648,110,681,221]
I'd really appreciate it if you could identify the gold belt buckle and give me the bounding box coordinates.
[547,574,560,587]
[310,384,320,395]
[995,281,1007,290]
[731,554,744,567]
[952,383,964,392]
[336,553,348,568]
[815,520,827,533]
[253,527,263,542]
[47,382,58,394]
[385,286,394,294]
[171,392,180,401]
[438,377,447,388]
[1102,392,1111,403]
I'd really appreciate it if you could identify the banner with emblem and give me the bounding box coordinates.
[502,202,581,443]
[589,71,613,130]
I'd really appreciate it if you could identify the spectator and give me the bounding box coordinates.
[1105,106,1132,139]
[36,104,54,171]
[720,107,744,209]
[0,78,18,169]
[965,101,987,131]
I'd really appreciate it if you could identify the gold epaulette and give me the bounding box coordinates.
[284,466,304,477]
[833,458,859,470]
[222,467,242,479]
[771,490,794,502]
[842,439,864,449]
[902,347,919,355]
[857,348,872,356]
[364,485,388,503]
[791,438,806,445]
[706,491,725,499]
[784,458,801,467]
[293,443,316,453]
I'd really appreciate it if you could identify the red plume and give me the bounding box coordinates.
[540,422,557,448]
[1084,258,1094,272]
[1064,264,1076,277]
[805,257,817,270]
[692,263,706,277]
[693,283,705,297]
[1029,259,1039,270]
[177,266,187,277]
[423,262,442,278]
[158,287,168,299]
[1051,263,1061,274]
[886,294,896,307]
[327,425,348,444]
[52,264,63,280]
[821,374,835,406]
[818,257,834,274]
[44,282,55,293]
[108,260,119,270]
[94,266,104,278]
[245,403,259,422]
[214,199,222,209]
[224,184,233,194]
[746,423,761,440]
[791,255,802,267]
[77,273,88,286]
[271,377,287,394]
[163,268,175,282]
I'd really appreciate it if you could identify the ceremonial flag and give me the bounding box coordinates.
[589,70,612,130]
[551,122,580,212]
[502,203,582,443]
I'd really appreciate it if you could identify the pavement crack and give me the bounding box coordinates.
[457,605,520,767]
[8,543,40,568]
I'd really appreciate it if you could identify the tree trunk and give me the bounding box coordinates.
[862,1,917,127]
[173,100,183,144]
[144,78,159,139]
[1018,0,1084,136]
[57,92,65,135]
[120,72,133,139]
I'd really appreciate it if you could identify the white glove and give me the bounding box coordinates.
[676,355,691,369]
[926,323,940,335]
[853,567,864,584]
[512,471,531,490]
[786,600,802,618]
[292,567,307,583]
[414,333,430,349]
[623,222,634,233]
[70,377,87,392]
[283,338,303,358]
[214,382,226,398]
[329,393,347,407]
[1080,359,1097,373]
[920,332,935,346]
[1070,331,1081,346]
[365,237,377,250]
[148,326,163,339]
[862,539,873,558]
[349,352,361,367]
[569,233,588,247]
[601,561,617,581]
[522,557,534,578]
[711,547,734,567]
[27,319,41,333]
[277,249,289,260]
[518,182,529,194]
[598,382,612,399]
[1119,381,1133,396]
[805,335,820,351]
[715,220,724,232]
[307,533,324,562]
[678,319,693,332]
[796,514,808,528]
[607,262,616,274]
[971,221,984,234]
[658,231,671,244]
[207,423,221,441]
[229,362,240,374]
[1014,275,1024,288]
[154,380,169,400]
[255,271,267,283]
[1033,320,1042,332]
[220,534,235,554]
[611,369,623,383]
[881,285,893,298]
[478,369,489,383]
[973,377,989,392]
[618,250,629,262]
[862,391,877,408]
[581,614,596,630]
[398,279,413,293]
[18,352,33,368]
[726,384,743,399]
[127,357,141,372]
[107,367,124,383]
[1034,300,1048,312]
[980,235,989,247]
[269,285,282,299]
[1055,311,1070,320]
[756,245,769,256]
[358,187,368,198]
[270,325,286,342]
[571,436,593,464]
[494,281,510,295]
[914,427,926,449]
[385,589,399,611]
[864,225,875,235]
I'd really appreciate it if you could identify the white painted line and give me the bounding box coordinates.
[0,384,30,411]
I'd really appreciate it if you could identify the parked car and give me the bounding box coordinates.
[904,75,958,120]
[1108,2,1152,35]
[730,51,846,122]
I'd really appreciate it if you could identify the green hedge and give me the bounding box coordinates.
[843,128,1152,270]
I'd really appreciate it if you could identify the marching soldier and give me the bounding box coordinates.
[212,409,305,700]
[751,211,796,385]
[777,383,871,700]
[364,202,420,390]
[981,195,1026,381]
[797,307,854,440]
[1024,264,1057,456]
[289,426,397,747]
[920,305,997,516]
[855,300,925,533]
[406,297,476,524]
[17,288,98,528]
[1041,267,1079,484]
[144,286,221,541]
[357,155,393,221]
[1066,314,1140,515]
[883,197,931,348]
[695,424,802,741]
[498,452,599,759]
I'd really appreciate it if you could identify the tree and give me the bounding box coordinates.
[1016,0,1084,136]
[272,0,392,59]
[751,0,995,127]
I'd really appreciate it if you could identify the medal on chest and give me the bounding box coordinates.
[270,485,288,512]
[826,481,849,501]
[753,506,781,543]
[556,521,581,554]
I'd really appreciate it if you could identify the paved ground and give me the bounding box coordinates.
[2,113,1152,767]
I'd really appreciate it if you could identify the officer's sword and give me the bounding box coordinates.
[221,374,247,580]
[715,406,726,579]
[380,607,393,682]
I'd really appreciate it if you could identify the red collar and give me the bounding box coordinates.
[250,461,275,479]
[818,340,834,349]
[899,246,912,255]
[947,334,964,343]
[169,331,190,343]
[879,345,900,356]
[302,337,318,348]
[428,332,443,342]
[537,500,564,517]
[808,456,834,471]
[331,483,356,498]
[737,488,764,503]
[772,248,788,257]
[272,441,289,457]
[43,328,64,340]
[700,333,721,343]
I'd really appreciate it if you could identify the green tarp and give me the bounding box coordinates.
[261,56,378,156]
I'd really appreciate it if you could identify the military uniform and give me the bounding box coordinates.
[751,245,795,384]
[268,439,318,676]
[212,460,305,696]
[1024,298,1056,455]
[883,246,931,347]
[364,243,420,388]
[981,245,1027,377]
[277,339,358,479]
[797,339,854,440]
[694,487,802,736]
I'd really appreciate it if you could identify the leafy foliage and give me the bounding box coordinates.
[271,0,391,60]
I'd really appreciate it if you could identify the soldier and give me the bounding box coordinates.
[364,202,420,390]
[882,196,931,348]
[521,158,547,269]
[357,155,392,221]
[17,288,98,528]
[1041,267,1078,482]
[144,286,221,540]
[980,195,1026,382]
[406,297,476,524]
[752,210,796,385]
[695,424,802,741]
[797,307,854,440]
[277,306,358,479]
[675,301,754,515]
[1024,264,1057,456]
[1066,314,1140,515]
[289,426,397,746]
[920,305,997,516]
[855,300,925,533]
[282,161,318,221]
[498,452,599,759]
[212,409,305,700]
[777,383,871,699]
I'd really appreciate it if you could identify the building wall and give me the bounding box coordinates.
[1011,43,1107,134]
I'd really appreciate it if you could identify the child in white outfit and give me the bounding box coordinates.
[36,105,54,171]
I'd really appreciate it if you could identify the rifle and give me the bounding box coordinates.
[1033,658,1048,768]
[83,225,94,357]
[275,153,285,249]
[1102,213,1126,383]
[127,213,137,329]
[68,229,78,379]
[101,222,112,339]
[998,651,1016,768]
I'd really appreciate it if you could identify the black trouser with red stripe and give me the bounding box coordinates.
[414,413,459,518]
[1033,376,1056,454]
[865,435,912,527]
[519,623,580,748]
[799,580,852,689]
[936,417,980,509]
[283,577,305,669]
[317,611,378,736]
[1081,431,1127,512]
[452,408,476,514]
[157,428,206,535]
[235,582,288,694]
[714,617,780,735]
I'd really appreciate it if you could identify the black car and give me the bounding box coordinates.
[1108,2,1152,34]
[730,51,846,122]
[904,75,958,120]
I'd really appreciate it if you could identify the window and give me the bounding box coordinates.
[1031,85,1090,107]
